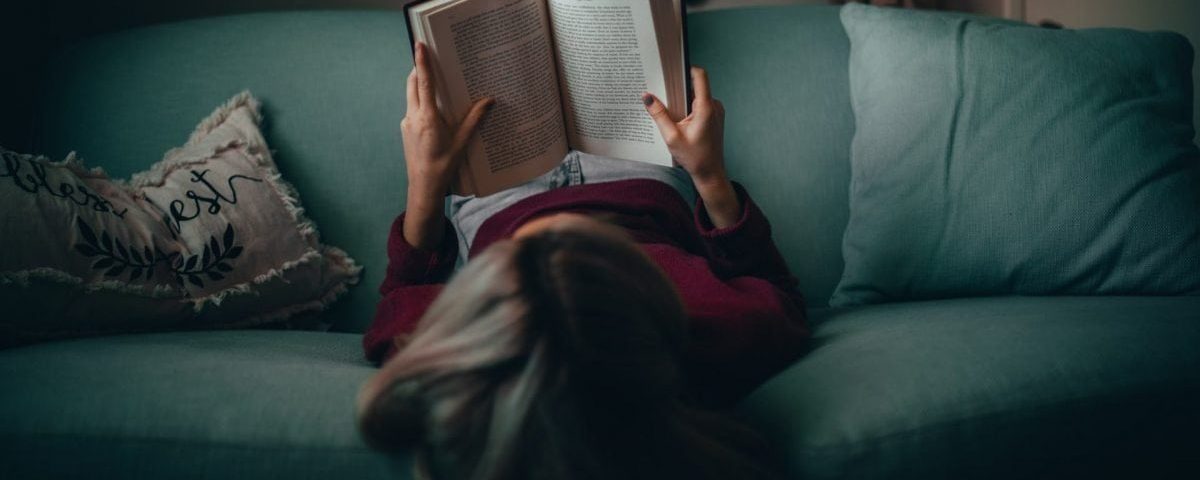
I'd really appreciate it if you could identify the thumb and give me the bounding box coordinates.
[642,93,680,145]
[452,97,494,151]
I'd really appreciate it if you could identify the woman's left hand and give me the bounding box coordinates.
[643,67,741,228]
[400,42,492,249]
[643,66,727,186]
[402,42,493,202]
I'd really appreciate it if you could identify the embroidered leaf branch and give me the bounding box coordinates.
[74,218,159,282]
[169,223,243,289]
[73,217,243,290]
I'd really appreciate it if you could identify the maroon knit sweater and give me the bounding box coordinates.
[363,179,809,406]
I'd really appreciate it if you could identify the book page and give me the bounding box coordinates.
[547,0,674,166]
[413,0,569,196]
[651,0,688,119]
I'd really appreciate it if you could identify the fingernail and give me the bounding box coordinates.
[642,94,654,107]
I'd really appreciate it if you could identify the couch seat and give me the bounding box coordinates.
[3,296,1198,479]
[0,330,406,479]
[740,296,1200,479]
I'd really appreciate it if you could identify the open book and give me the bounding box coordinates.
[405,0,689,196]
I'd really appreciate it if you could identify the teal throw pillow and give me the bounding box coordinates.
[832,4,1200,306]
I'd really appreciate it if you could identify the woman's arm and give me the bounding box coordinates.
[694,183,797,289]
[401,42,493,249]
[645,74,808,405]
[643,67,792,284]
[364,214,455,363]
[366,43,494,363]
[678,187,809,406]
[642,67,741,228]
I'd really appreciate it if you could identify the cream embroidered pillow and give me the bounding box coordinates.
[0,92,361,346]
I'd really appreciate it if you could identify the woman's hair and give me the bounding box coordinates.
[357,219,781,480]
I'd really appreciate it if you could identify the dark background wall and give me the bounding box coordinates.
[0,0,408,153]
[3,0,1197,150]
[0,3,47,151]
[42,0,409,38]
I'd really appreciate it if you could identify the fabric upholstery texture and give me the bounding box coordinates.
[2,93,360,346]
[688,6,856,308]
[0,330,409,479]
[833,4,1200,306]
[33,6,858,322]
[2,297,1196,479]
[739,296,1200,479]
[9,5,1200,479]
[33,12,412,332]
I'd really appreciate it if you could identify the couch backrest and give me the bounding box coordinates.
[687,6,855,309]
[32,5,856,332]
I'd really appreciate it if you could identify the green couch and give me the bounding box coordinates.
[2,5,1198,479]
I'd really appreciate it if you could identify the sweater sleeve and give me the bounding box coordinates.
[694,182,798,292]
[683,183,809,406]
[378,213,459,295]
[363,213,457,364]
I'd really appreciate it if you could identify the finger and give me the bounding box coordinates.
[642,93,681,144]
[679,112,696,126]
[406,68,419,112]
[690,68,715,115]
[691,66,711,100]
[451,97,495,152]
[415,42,436,108]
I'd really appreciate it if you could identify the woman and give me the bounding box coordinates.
[357,43,809,479]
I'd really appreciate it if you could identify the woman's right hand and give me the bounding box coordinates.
[643,67,741,228]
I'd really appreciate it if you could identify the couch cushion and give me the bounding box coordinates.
[832,4,1200,306]
[689,6,855,307]
[35,6,858,328]
[0,331,407,479]
[738,296,1200,479]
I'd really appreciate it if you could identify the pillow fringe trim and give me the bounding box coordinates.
[193,245,362,310]
[215,258,362,331]
[0,148,112,181]
[0,268,186,298]
[1,248,362,337]
[193,249,323,310]
[189,90,262,146]
[126,90,262,190]
[0,267,354,343]
[123,91,325,243]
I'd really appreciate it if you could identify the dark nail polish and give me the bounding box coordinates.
[643,95,654,106]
